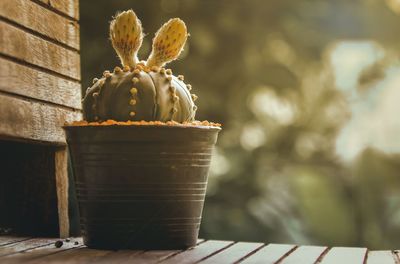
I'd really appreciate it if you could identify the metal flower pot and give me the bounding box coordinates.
[64,124,220,249]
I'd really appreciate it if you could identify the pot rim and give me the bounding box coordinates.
[63,123,221,131]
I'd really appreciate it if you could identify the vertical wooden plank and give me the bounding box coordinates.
[55,149,69,238]
[280,245,327,264]
[367,251,397,264]
[1,0,81,241]
[320,247,368,264]
[160,240,234,264]
[199,242,264,264]
[241,244,296,264]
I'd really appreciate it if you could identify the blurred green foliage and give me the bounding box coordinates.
[80,0,400,249]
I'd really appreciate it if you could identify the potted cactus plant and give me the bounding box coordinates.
[64,10,221,249]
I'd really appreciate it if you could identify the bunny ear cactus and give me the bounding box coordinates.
[82,10,198,123]
[109,10,143,69]
[146,18,188,68]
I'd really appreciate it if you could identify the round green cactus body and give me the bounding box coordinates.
[83,67,196,122]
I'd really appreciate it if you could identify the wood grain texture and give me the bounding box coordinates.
[3,238,83,263]
[0,21,80,80]
[0,0,79,49]
[0,94,81,144]
[0,237,31,247]
[88,250,145,264]
[0,58,81,109]
[280,245,327,264]
[320,247,368,264]
[160,240,234,264]
[0,237,399,264]
[0,238,56,257]
[241,244,296,264]
[128,239,205,264]
[30,246,111,264]
[55,149,69,238]
[199,242,264,264]
[367,251,397,264]
[37,0,79,20]
[124,250,180,264]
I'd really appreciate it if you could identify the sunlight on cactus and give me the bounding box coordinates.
[83,11,196,123]
[110,10,143,68]
[146,18,188,68]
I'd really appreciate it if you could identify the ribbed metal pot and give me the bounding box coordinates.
[64,124,220,249]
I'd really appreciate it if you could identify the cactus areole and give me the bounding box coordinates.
[83,10,198,123]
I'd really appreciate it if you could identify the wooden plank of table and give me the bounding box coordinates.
[125,239,205,264]
[0,21,80,81]
[121,250,181,264]
[0,238,56,257]
[0,94,82,144]
[319,247,368,264]
[367,251,398,264]
[0,58,81,110]
[37,0,79,20]
[159,240,234,264]
[280,245,327,264]
[90,250,145,264]
[241,244,296,264]
[2,238,83,262]
[28,246,112,264]
[199,242,264,264]
[0,0,79,50]
[0,237,31,247]
[118,239,205,264]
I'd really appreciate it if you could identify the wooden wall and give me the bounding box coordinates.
[0,0,81,237]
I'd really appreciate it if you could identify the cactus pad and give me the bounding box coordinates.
[110,10,143,68]
[146,18,188,68]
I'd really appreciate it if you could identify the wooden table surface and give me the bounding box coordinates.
[1,236,399,263]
